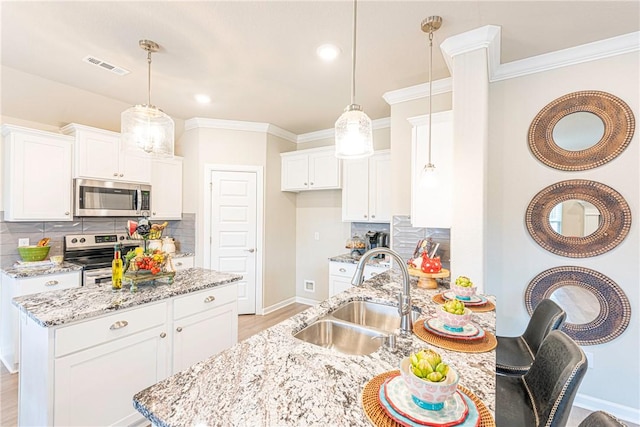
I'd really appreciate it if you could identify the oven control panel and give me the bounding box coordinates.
[65,233,137,250]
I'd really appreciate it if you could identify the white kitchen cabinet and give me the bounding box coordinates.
[18,283,238,426]
[410,111,453,228]
[171,284,238,373]
[172,255,195,271]
[0,270,81,373]
[151,156,183,220]
[61,123,151,183]
[2,125,74,221]
[281,146,341,191]
[328,261,389,297]
[342,150,391,222]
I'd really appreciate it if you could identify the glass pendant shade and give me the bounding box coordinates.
[419,163,439,189]
[335,104,374,159]
[121,104,174,157]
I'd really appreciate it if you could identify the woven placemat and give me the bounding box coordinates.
[361,370,495,427]
[432,293,496,313]
[413,319,497,353]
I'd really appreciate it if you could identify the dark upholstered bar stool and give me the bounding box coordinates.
[496,298,566,376]
[578,411,627,427]
[496,330,588,427]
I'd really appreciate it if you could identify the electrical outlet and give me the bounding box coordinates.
[314,232,320,241]
[584,351,594,369]
[304,280,315,292]
[18,238,30,247]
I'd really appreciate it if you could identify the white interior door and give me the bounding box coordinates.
[210,171,257,314]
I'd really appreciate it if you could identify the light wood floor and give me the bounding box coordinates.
[2,302,637,427]
[0,302,310,427]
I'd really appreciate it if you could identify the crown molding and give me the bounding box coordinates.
[296,117,391,143]
[382,78,453,106]
[407,110,453,127]
[184,118,297,142]
[491,31,640,82]
[440,25,501,76]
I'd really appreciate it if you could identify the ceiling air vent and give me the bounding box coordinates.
[82,56,130,76]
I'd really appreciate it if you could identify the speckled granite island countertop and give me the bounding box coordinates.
[12,267,242,327]
[329,252,391,267]
[1,261,83,279]
[133,270,496,427]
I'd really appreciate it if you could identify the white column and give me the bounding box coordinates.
[440,26,500,293]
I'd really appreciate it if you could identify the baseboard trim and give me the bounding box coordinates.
[573,393,640,425]
[295,296,321,306]
[261,297,297,315]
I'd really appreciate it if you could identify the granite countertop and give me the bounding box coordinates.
[133,271,496,427]
[329,253,391,267]
[12,267,242,328]
[171,252,194,259]
[1,261,83,279]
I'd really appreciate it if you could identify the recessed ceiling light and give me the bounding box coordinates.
[316,44,340,61]
[195,94,211,104]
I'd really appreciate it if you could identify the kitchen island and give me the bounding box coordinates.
[12,267,242,426]
[134,270,496,427]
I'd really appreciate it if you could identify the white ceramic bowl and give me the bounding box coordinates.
[451,282,477,300]
[437,306,472,330]
[399,357,459,410]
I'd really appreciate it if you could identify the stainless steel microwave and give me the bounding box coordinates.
[74,179,151,217]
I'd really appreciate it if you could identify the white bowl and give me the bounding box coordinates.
[399,357,459,411]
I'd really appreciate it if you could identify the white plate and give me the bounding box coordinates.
[382,376,469,426]
[442,291,487,306]
[425,318,485,339]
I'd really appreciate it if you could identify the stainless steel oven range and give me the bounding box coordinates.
[64,233,139,286]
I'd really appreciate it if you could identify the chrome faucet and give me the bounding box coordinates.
[351,247,413,335]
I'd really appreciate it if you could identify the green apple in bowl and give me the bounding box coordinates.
[452,275,477,300]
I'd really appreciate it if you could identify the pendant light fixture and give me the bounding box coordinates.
[419,16,442,188]
[121,39,174,157]
[334,0,373,159]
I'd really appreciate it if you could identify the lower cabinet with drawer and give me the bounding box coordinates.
[0,270,81,373]
[18,283,238,427]
[172,255,195,271]
[328,261,389,297]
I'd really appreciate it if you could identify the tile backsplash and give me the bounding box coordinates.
[0,213,196,268]
[391,215,450,270]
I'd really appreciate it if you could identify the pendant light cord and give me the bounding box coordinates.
[427,30,434,166]
[147,50,152,107]
[350,0,357,106]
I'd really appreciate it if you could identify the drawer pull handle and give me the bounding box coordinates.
[44,280,59,286]
[204,296,216,303]
[176,326,183,332]
[339,268,347,273]
[109,320,128,330]
[160,332,167,338]
[176,262,183,266]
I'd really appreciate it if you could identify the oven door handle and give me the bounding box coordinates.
[135,188,142,212]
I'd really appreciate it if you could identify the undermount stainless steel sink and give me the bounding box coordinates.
[293,319,383,355]
[293,301,422,355]
[330,301,421,334]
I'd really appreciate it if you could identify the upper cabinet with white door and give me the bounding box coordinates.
[281,146,341,191]
[150,156,183,220]
[342,150,391,222]
[2,125,74,221]
[410,111,453,228]
[61,123,151,183]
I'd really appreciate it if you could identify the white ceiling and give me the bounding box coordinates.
[1,1,639,135]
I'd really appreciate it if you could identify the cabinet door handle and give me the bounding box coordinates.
[303,182,308,186]
[65,211,70,216]
[244,248,255,253]
[160,332,167,338]
[44,280,59,286]
[175,262,183,266]
[310,182,314,185]
[339,268,347,273]
[113,172,118,176]
[176,326,183,332]
[204,296,216,303]
[364,214,368,218]
[371,214,376,219]
[110,320,128,330]
[119,173,124,177]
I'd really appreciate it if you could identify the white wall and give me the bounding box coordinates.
[487,52,639,412]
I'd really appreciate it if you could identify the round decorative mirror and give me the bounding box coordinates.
[525,180,631,258]
[526,266,631,345]
[528,91,635,171]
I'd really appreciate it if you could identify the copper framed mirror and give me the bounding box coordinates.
[525,266,631,345]
[528,90,635,171]
[525,180,632,258]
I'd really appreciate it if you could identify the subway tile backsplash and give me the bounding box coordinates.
[0,213,196,268]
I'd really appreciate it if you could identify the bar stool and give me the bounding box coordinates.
[496,330,588,427]
[496,298,566,376]
[578,411,626,427]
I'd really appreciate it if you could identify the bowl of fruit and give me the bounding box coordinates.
[400,349,459,411]
[438,299,472,332]
[451,275,476,300]
[124,247,171,275]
